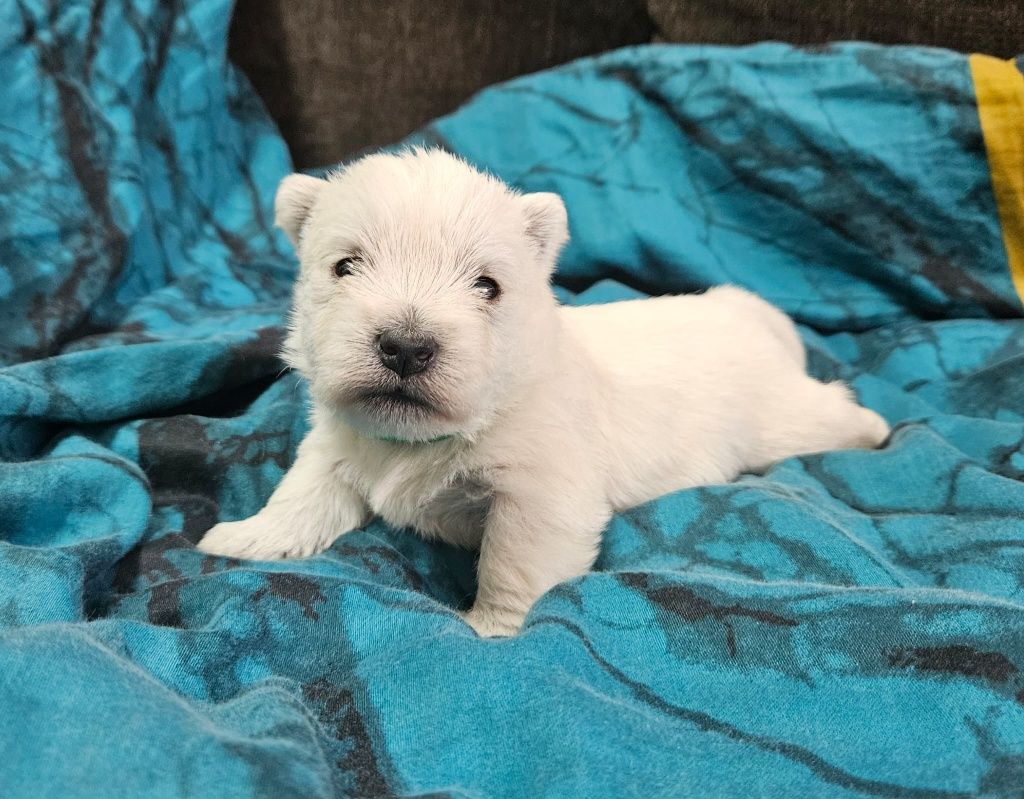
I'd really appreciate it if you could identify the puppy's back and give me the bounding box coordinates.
[560,286,799,380]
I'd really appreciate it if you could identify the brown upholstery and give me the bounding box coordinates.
[229,0,1023,168]
[649,1,1024,55]
[228,1,653,167]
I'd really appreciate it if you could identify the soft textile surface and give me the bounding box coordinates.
[2,2,1024,797]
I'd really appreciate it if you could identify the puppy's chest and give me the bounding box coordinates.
[342,451,492,549]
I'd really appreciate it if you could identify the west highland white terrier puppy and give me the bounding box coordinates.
[198,148,889,636]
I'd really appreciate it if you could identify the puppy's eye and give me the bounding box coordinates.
[333,257,356,278]
[474,276,501,301]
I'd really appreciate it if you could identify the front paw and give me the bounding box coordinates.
[462,605,523,638]
[197,515,330,561]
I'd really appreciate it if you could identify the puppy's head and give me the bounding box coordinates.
[277,149,568,441]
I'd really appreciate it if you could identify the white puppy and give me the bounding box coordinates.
[198,148,889,636]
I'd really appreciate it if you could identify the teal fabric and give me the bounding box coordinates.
[2,1,1024,796]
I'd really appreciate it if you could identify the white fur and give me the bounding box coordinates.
[198,149,889,636]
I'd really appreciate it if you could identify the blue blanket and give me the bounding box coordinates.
[2,2,1024,796]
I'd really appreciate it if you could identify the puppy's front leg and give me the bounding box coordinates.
[464,486,609,637]
[198,424,368,560]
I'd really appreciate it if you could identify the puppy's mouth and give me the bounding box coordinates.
[358,386,436,413]
[323,362,461,438]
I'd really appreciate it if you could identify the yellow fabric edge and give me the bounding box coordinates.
[970,54,1024,306]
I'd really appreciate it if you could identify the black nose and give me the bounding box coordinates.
[377,331,437,378]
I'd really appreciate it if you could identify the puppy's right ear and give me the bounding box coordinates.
[275,173,328,247]
[520,192,569,272]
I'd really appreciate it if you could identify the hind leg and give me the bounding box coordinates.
[752,379,889,469]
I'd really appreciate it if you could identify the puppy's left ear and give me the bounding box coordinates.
[520,192,569,271]
[275,173,328,248]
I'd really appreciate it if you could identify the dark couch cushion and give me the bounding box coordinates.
[649,0,1023,57]
[229,0,652,167]
[230,1,1022,168]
